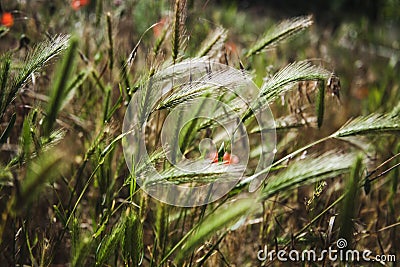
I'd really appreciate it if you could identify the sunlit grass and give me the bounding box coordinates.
[0,0,399,266]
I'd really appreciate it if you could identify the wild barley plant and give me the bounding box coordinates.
[0,1,399,266]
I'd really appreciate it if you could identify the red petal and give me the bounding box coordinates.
[1,13,14,27]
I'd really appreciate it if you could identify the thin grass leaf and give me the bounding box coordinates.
[106,12,114,72]
[15,150,64,212]
[0,165,12,185]
[196,27,227,58]
[53,205,67,227]
[43,37,78,137]
[19,113,33,161]
[338,155,363,249]
[60,70,89,110]
[246,15,313,57]
[42,129,66,151]
[126,22,162,72]
[259,152,357,200]
[176,198,255,263]
[0,113,16,144]
[103,87,111,124]
[316,81,325,128]
[333,109,400,138]
[195,232,227,266]
[0,26,10,37]
[104,85,123,122]
[170,108,183,164]
[153,18,168,56]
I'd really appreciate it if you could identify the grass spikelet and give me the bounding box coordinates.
[96,217,126,266]
[71,217,93,267]
[71,235,93,267]
[155,203,168,261]
[2,35,70,119]
[260,61,331,101]
[171,0,187,63]
[122,208,144,267]
[246,15,313,57]
[260,152,357,200]
[96,208,144,266]
[196,27,228,58]
[333,107,400,138]
[0,53,11,117]
[242,61,330,122]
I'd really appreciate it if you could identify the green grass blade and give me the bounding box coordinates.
[316,81,325,128]
[60,70,89,111]
[338,154,363,249]
[43,37,78,137]
[19,113,33,162]
[15,150,65,212]
[103,86,111,124]
[106,12,114,72]
[176,199,255,264]
[0,112,16,144]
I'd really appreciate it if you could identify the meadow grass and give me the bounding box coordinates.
[0,1,399,266]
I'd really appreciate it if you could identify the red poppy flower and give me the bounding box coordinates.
[207,152,218,163]
[222,152,239,165]
[71,0,90,10]
[1,12,14,27]
[207,151,239,165]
